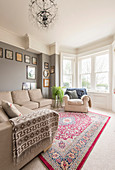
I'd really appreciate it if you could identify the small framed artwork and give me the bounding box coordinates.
[27,65,36,80]
[43,70,50,78]
[43,79,50,87]
[24,55,30,64]
[22,82,30,90]
[50,66,55,74]
[5,49,13,60]
[16,52,23,62]
[31,82,37,89]
[44,62,49,69]
[32,57,37,65]
[0,48,3,58]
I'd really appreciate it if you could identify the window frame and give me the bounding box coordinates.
[78,50,110,93]
[60,53,76,88]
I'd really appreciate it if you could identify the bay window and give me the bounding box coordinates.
[79,50,110,92]
[61,55,75,88]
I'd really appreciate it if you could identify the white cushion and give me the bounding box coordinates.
[2,100,22,118]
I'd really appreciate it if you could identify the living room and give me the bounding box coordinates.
[0,0,115,170]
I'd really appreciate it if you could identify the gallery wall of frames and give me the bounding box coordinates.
[0,41,38,91]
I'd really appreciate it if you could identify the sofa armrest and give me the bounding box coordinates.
[0,121,13,170]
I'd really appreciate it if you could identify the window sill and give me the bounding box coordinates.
[87,90,110,94]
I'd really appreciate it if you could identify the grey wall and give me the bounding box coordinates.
[38,53,60,98]
[0,41,38,91]
[38,53,51,98]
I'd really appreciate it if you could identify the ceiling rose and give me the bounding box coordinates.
[29,0,58,29]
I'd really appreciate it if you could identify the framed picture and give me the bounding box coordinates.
[22,82,30,90]
[43,79,50,87]
[32,57,37,65]
[50,66,55,74]
[31,82,37,89]
[27,65,36,80]
[44,62,49,69]
[16,52,23,62]
[0,48,3,58]
[24,55,30,64]
[43,70,50,78]
[5,49,13,60]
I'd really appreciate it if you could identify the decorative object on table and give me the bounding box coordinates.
[15,52,23,62]
[52,86,64,108]
[32,57,37,65]
[39,111,111,170]
[44,62,49,69]
[43,79,50,87]
[29,0,58,28]
[24,55,30,64]
[50,66,55,74]
[22,82,31,90]
[27,65,36,80]
[43,70,50,78]
[31,82,37,89]
[0,48,3,58]
[5,49,13,60]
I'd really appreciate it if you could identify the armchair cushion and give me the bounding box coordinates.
[65,90,78,99]
[66,88,87,99]
[68,99,83,105]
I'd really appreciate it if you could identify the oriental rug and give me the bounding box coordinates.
[38,111,110,170]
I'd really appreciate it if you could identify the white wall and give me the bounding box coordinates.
[112,40,115,112]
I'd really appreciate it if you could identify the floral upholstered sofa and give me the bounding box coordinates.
[0,89,59,170]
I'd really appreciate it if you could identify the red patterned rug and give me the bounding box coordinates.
[39,111,110,170]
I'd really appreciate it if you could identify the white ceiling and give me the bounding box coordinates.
[0,0,115,48]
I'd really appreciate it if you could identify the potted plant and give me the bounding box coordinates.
[52,86,64,108]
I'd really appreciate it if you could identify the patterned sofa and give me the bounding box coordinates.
[0,89,58,170]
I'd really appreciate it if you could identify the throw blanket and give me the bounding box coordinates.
[10,109,59,163]
[81,95,92,107]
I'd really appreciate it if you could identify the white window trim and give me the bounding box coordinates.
[78,49,111,93]
[60,52,77,87]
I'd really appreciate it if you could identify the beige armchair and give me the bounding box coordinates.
[63,95,91,113]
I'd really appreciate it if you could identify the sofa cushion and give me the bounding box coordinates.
[28,89,43,101]
[0,106,9,123]
[0,91,13,106]
[12,90,30,105]
[14,104,34,115]
[2,100,22,118]
[68,99,83,105]
[36,99,52,107]
[20,101,39,110]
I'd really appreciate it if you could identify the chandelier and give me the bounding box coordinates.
[29,0,58,28]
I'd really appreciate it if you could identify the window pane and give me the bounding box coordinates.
[63,75,72,88]
[81,58,91,74]
[95,53,109,72]
[63,59,72,74]
[96,73,109,91]
[81,74,91,89]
